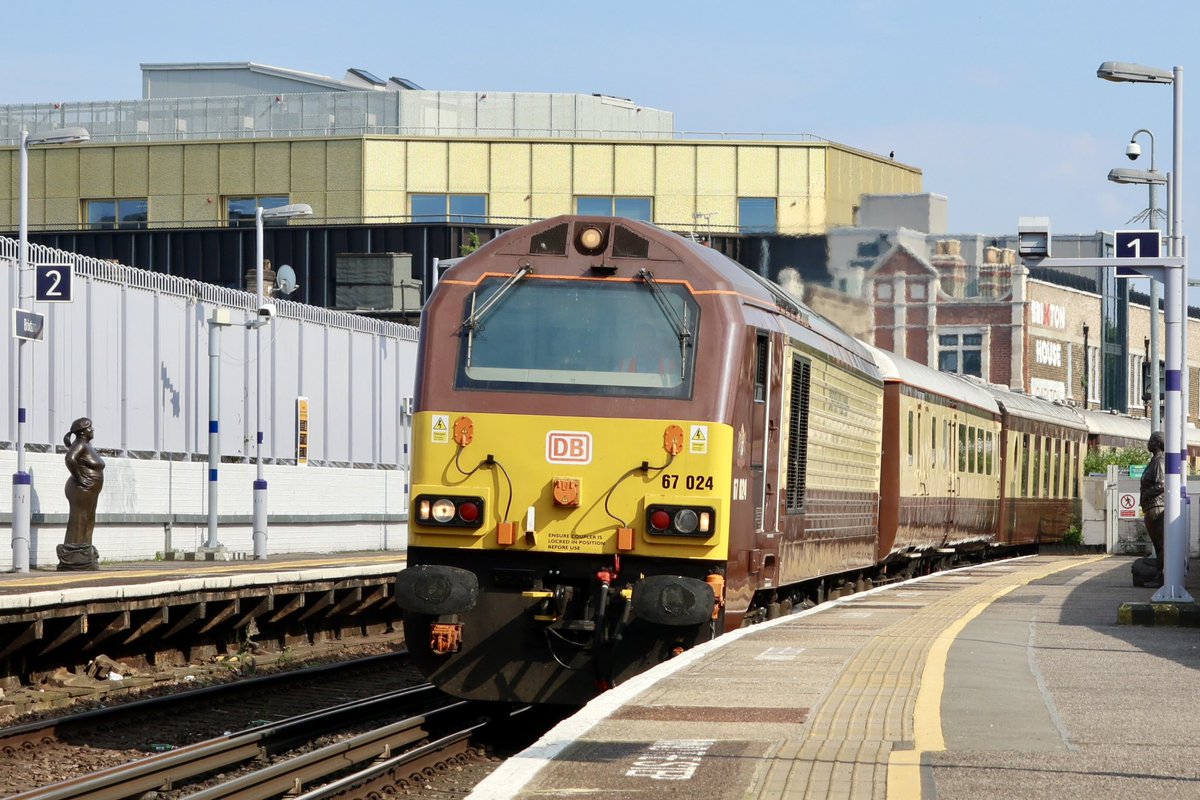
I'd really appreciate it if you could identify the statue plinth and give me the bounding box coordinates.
[56,542,100,571]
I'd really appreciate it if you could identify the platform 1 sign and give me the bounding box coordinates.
[11,309,45,342]
[1114,230,1161,277]
[1118,491,1140,519]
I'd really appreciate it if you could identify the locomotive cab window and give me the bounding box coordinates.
[457,277,698,398]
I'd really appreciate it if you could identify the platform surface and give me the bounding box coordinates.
[0,551,405,608]
[471,555,1200,799]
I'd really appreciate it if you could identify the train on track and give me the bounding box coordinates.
[394,214,1154,706]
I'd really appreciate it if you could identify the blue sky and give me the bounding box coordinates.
[6,0,1197,241]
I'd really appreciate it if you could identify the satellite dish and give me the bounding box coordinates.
[276,264,299,296]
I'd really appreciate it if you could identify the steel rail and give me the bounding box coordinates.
[291,725,485,800]
[0,651,409,753]
[9,684,444,800]
[183,701,475,800]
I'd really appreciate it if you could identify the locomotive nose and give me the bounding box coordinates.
[395,565,479,615]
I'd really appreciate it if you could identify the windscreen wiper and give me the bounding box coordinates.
[461,263,533,332]
[637,269,692,345]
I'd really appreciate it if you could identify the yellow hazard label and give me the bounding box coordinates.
[432,415,450,444]
[689,424,708,454]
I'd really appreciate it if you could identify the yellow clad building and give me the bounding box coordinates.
[1,62,920,236]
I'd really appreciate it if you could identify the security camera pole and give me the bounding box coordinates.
[1097,60,1189,601]
[250,203,313,559]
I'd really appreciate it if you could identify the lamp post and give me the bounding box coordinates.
[11,126,90,573]
[1108,159,1168,432]
[1098,61,1188,602]
[250,203,312,560]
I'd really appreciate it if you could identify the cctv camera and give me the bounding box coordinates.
[257,302,276,320]
[1126,141,1142,161]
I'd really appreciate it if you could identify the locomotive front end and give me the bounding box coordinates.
[395,217,737,704]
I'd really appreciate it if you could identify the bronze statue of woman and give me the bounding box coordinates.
[58,417,104,570]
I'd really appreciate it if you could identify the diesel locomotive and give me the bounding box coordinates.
[394,215,1087,705]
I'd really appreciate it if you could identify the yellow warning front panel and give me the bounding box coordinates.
[411,411,732,560]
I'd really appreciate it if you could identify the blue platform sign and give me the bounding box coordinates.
[35,263,73,302]
[1114,230,1162,276]
[12,309,45,341]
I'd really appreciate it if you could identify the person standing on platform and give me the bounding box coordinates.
[1139,430,1166,585]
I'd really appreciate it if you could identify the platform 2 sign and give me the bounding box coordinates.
[35,263,73,302]
[1118,492,1140,519]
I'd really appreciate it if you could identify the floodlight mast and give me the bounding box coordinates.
[11,126,90,573]
[1097,61,1188,602]
[250,202,313,560]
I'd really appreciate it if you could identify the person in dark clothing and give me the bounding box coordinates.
[1139,430,1166,581]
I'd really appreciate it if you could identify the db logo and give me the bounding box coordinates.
[547,431,592,464]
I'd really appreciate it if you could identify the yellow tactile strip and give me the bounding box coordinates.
[753,556,1104,799]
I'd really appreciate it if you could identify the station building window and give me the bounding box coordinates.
[226,195,291,227]
[411,194,487,223]
[86,198,147,230]
[937,331,983,378]
[575,196,652,221]
[738,197,777,233]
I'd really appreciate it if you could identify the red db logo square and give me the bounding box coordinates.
[547,431,592,464]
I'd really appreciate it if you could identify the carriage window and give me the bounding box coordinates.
[1075,441,1084,496]
[1064,440,1073,497]
[931,417,937,467]
[1032,437,1042,498]
[457,277,698,399]
[1020,434,1031,497]
[985,431,994,475]
[754,333,769,403]
[1043,438,1053,497]
[944,420,950,468]
[1052,440,1062,498]
[916,413,922,468]
[907,410,915,467]
[968,427,977,473]
[958,424,967,472]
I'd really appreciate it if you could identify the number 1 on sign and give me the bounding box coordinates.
[1123,238,1141,258]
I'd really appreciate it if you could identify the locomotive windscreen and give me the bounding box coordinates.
[456,277,698,399]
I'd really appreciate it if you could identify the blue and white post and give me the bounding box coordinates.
[1156,254,1191,601]
[206,309,228,551]
[11,130,31,572]
[252,205,268,560]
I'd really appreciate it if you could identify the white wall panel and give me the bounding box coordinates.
[88,282,124,448]
[157,294,191,454]
[350,331,374,462]
[1,243,417,473]
[124,289,157,452]
[324,327,351,463]
[269,316,302,462]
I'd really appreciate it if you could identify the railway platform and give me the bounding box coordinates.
[0,552,406,716]
[470,554,1200,799]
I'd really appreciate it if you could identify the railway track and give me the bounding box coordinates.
[11,684,490,800]
[0,651,432,796]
